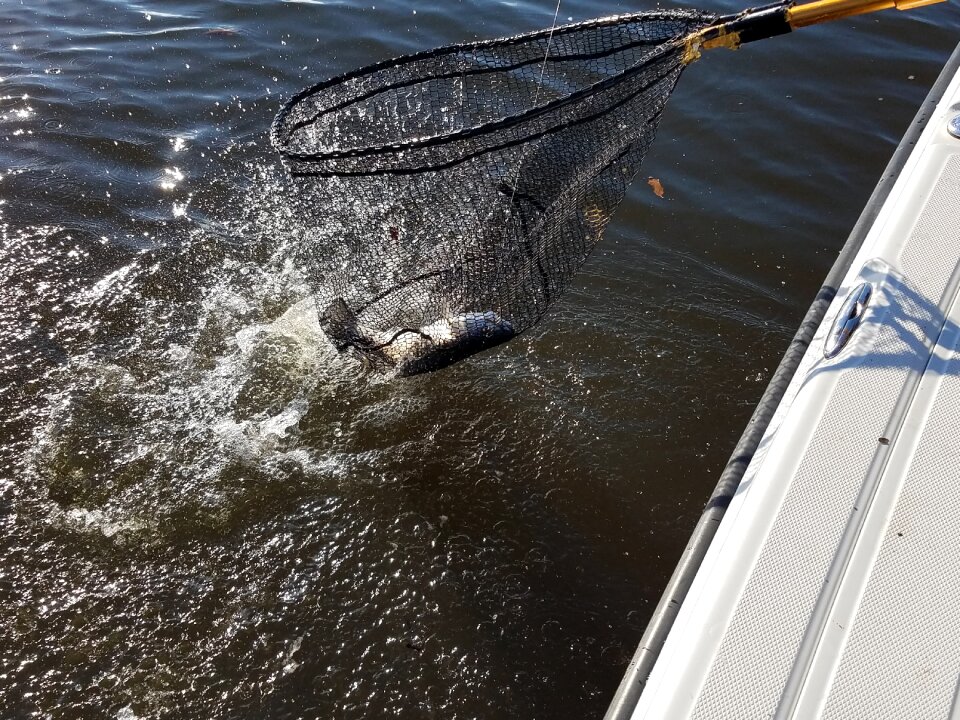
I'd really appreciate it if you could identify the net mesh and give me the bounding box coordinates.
[272,10,716,376]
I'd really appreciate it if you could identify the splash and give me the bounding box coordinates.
[22,162,426,541]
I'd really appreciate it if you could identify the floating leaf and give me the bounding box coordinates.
[647,177,665,199]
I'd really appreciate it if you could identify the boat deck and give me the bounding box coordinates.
[616,41,960,720]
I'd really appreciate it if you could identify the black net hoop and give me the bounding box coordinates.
[272,9,716,376]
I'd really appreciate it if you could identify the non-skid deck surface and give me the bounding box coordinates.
[820,302,960,718]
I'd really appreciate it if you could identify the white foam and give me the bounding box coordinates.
[61,507,150,537]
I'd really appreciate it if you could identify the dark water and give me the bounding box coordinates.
[1,1,957,718]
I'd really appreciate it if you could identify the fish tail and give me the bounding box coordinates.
[319,297,361,351]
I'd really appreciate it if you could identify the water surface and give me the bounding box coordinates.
[1,1,958,718]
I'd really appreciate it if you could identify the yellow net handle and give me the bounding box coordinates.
[683,0,946,62]
[789,0,945,27]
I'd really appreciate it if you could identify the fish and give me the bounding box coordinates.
[319,298,514,376]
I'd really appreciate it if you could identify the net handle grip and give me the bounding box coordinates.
[787,0,946,27]
[685,0,946,60]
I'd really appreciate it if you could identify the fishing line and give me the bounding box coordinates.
[507,0,564,209]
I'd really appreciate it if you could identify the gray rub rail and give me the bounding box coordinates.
[604,39,960,720]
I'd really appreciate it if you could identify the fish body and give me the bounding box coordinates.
[319,299,514,376]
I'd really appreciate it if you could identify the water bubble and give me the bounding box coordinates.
[68,90,98,104]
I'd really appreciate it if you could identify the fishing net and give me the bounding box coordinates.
[272,9,716,376]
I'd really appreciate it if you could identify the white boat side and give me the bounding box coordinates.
[609,40,960,720]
